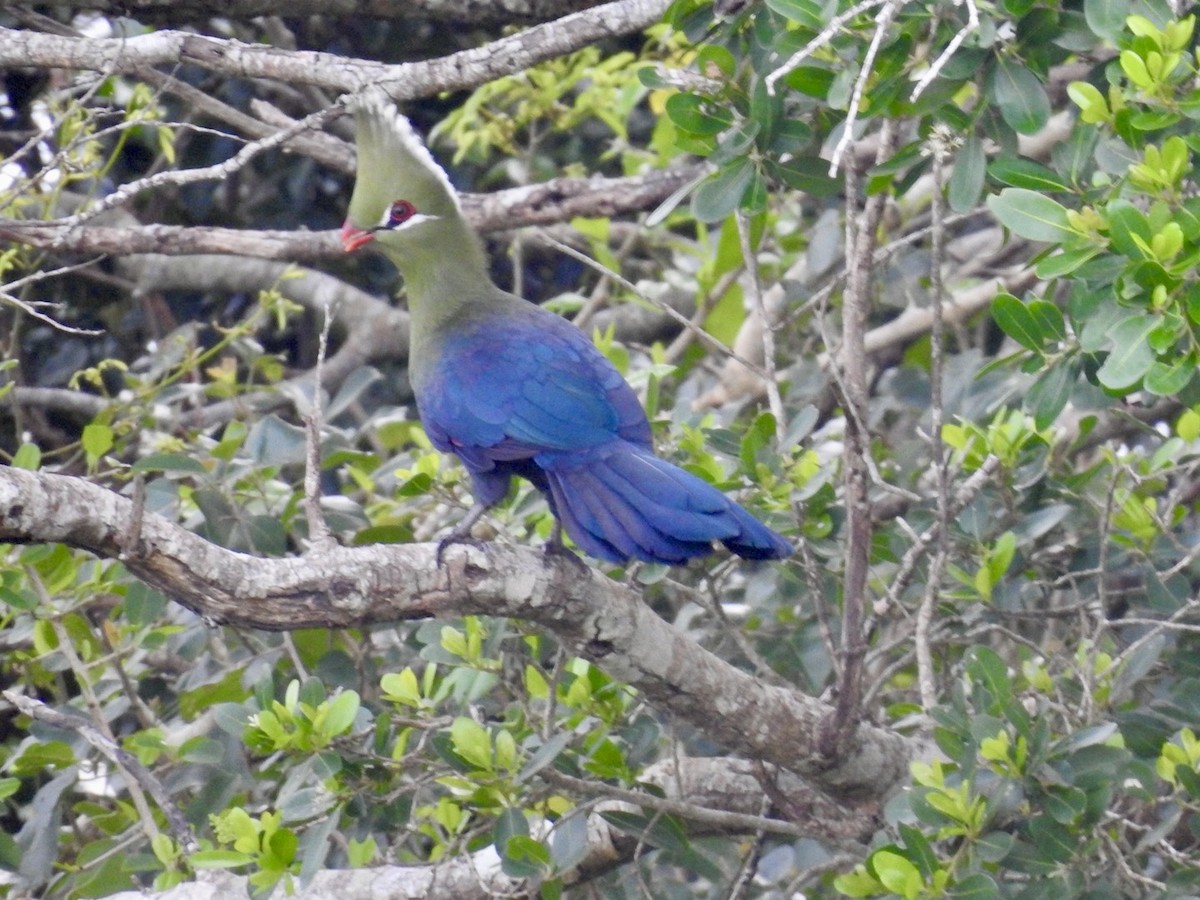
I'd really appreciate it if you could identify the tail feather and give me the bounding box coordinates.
[539,442,792,564]
[558,472,706,563]
[601,456,738,543]
[724,503,794,560]
[547,476,630,562]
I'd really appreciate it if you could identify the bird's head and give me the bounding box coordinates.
[340,197,440,253]
[341,88,464,261]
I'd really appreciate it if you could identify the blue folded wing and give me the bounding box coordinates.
[413,302,791,564]
[416,307,650,469]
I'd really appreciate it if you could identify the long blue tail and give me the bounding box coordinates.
[537,442,792,564]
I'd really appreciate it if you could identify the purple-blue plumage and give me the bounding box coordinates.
[413,302,791,564]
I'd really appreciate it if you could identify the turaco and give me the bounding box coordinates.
[340,88,791,565]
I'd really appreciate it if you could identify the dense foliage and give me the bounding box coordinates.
[5,0,1200,897]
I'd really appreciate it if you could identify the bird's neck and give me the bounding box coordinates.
[390,219,495,342]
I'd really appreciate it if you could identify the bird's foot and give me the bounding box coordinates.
[543,534,590,576]
[436,532,487,567]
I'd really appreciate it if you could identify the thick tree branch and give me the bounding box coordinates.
[0,165,702,260]
[0,0,669,95]
[35,0,611,25]
[0,465,911,794]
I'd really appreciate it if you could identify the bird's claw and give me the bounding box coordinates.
[436,533,486,567]
[543,537,590,576]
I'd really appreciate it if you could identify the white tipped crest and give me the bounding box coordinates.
[345,86,463,227]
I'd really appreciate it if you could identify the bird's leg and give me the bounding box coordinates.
[435,502,491,567]
[543,521,589,575]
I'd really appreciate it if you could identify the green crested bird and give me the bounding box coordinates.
[341,88,790,564]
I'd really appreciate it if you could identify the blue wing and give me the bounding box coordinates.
[415,305,650,473]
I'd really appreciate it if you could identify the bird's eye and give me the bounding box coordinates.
[386,199,416,226]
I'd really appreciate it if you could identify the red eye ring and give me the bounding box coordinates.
[387,199,416,226]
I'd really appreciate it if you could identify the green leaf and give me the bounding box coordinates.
[1027,816,1075,863]
[692,158,754,223]
[1027,362,1076,430]
[765,156,840,196]
[517,731,573,782]
[550,814,590,871]
[381,669,422,707]
[600,811,690,854]
[987,189,1075,242]
[1036,246,1102,278]
[1105,199,1153,259]
[989,58,1051,134]
[974,832,1015,864]
[871,849,923,898]
[968,647,1012,704]
[1144,354,1195,396]
[1068,81,1110,124]
[450,717,492,771]
[321,691,360,738]
[346,836,377,869]
[948,135,985,213]
[665,93,732,136]
[1027,300,1066,343]
[948,872,1003,898]
[764,0,824,28]
[130,453,207,475]
[783,66,836,99]
[1084,0,1131,41]
[988,156,1070,192]
[11,442,41,471]
[992,293,1047,352]
[493,807,530,855]
[502,835,551,875]
[189,849,253,869]
[739,411,776,472]
[1177,407,1200,441]
[835,867,886,896]
[988,531,1016,584]
[1097,314,1160,389]
[81,423,114,462]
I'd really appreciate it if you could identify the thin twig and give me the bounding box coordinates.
[303,300,338,551]
[533,229,773,380]
[3,688,197,852]
[881,454,1000,611]
[914,128,954,711]
[764,0,887,96]
[828,0,904,176]
[49,103,345,235]
[541,769,819,839]
[910,0,981,101]
[737,210,784,440]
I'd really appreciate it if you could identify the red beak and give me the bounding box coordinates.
[340,221,374,252]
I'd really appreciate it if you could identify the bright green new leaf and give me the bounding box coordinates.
[1067,81,1110,123]
[871,849,924,899]
[81,423,114,463]
[11,442,41,471]
[321,691,360,738]
[450,716,493,771]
